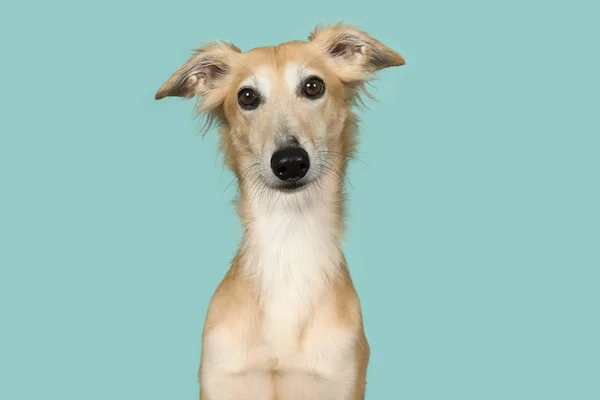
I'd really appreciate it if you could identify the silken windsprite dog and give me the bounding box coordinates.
[155,22,405,400]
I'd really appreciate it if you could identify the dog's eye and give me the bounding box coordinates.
[238,88,260,109]
[302,77,325,99]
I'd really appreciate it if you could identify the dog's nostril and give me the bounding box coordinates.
[270,147,310,182]
[277,166,288,177]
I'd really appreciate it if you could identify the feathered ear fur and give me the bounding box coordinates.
[309,23,405,84]
[155,42,241,112]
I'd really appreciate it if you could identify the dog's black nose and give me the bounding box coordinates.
[270,148,310,181]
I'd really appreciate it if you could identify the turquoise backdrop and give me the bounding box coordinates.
[1,0,598,399]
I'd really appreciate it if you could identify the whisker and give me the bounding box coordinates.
[318,150,371,168]
[224,164,260,196]
[320,162,355,191]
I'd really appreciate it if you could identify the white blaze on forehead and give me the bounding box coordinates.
[284,63,302,92]
[239,66,273,97]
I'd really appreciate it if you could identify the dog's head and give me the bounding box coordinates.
[156,23,404,193]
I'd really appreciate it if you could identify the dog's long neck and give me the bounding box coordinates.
[237,174,345,318]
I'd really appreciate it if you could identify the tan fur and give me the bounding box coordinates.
[156,23,404,399]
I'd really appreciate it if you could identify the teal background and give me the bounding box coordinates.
[1,0,598,398]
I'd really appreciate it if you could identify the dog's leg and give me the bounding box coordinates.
[199,372,273,400]
[352,330,370,400]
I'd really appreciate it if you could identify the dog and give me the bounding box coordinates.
[155,22,404,400]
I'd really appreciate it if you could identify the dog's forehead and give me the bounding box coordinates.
[242,40,313,65]
[235,41,322,91]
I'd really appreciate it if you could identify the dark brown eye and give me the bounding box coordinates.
[302,77,325,99]
[237,88,260,109]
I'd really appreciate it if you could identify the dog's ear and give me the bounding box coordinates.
[308,23,404,82]
[155,42,240,109]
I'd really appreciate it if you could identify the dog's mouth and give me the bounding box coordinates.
[273,180,309,192]
[256,173,316,193]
